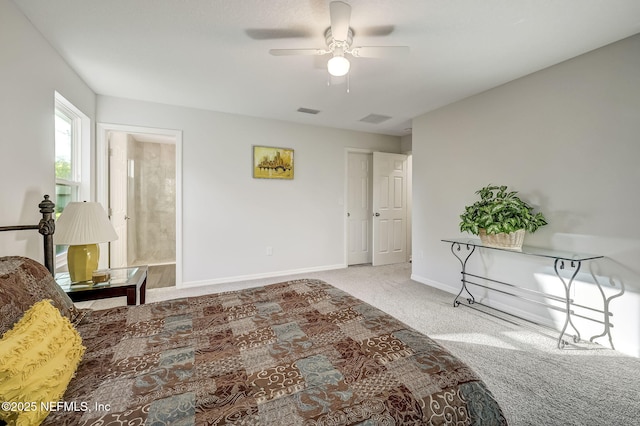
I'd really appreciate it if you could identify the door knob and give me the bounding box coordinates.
[374,212,380,217]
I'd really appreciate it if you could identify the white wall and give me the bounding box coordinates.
[412,34,640,357]
[0,0,96,263]
[96,96,400,286]
[6,0,636,355]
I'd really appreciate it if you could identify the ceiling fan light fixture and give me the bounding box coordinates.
[327,55,350,76]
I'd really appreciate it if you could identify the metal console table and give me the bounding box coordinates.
[441,238,618,349]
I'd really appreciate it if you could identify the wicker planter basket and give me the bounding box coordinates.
[479,229,525,250]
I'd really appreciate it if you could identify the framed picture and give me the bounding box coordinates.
[253,146,294,179]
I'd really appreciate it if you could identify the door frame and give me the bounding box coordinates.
[96,123,183,287]
[344,148,412,267]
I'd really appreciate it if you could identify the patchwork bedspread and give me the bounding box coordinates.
[46,279,507,425]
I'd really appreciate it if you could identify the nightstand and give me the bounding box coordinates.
[56,265,148,305]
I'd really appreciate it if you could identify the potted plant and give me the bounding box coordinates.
[459,184,548,249]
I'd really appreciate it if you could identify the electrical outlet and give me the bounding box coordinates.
[266,246,273,256]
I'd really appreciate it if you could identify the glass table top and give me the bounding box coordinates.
[442,238,603,262]
[55,266,147,292]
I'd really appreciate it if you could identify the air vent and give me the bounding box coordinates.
[359,114,392,124]
[297,107,321,115]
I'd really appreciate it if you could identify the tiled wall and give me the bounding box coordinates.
[129,140,176,265]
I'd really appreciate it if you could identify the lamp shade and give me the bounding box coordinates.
[327,55,350,77]
[55,202,118,245]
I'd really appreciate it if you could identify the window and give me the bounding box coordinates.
[55,103,80,217]
[54,92,90,260]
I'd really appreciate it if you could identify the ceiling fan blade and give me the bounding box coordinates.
[350,46,410,58]
[245,28,313,40]
[330,1,351,41]
[359,25,395,37]
[269,48,329,56]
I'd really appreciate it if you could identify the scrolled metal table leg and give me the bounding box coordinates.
[589,270,624,350]
[450,242,476,307]
[554,259,582,349]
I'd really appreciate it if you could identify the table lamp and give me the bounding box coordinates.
[55,201,118,283]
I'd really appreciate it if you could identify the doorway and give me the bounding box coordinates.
[346,150,411,266]
[97,124,182,288]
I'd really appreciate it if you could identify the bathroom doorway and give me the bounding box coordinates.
[97,124,182,288]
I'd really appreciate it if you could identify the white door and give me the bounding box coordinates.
[372,152,408,266]
[108,132,128,268]
[347,152,373,265]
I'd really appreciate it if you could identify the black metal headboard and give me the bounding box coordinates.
[0,195,56,275]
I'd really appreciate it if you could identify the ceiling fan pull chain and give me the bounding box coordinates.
[346,73,350,93]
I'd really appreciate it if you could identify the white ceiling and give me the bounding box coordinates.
[13,0,640,136]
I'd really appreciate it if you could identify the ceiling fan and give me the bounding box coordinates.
[268,1,409,77]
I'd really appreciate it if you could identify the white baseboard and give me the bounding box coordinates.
[179,263,347,289]
[411,273,458,295]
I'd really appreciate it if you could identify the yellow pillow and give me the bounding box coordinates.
[0,299,85,425]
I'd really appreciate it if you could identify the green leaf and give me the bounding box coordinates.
[486,224,500,234]
[490,204,504,214]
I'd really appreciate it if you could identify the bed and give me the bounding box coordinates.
[1,197,507,425]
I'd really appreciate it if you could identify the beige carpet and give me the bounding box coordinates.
[76,263,640,425]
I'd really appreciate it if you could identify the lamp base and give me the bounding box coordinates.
[67,244,100,283]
